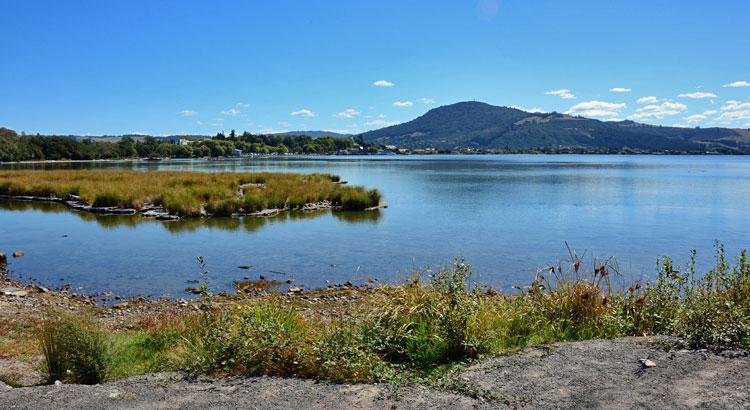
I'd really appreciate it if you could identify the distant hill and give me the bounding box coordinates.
[359,101,750,152]
[272,130,352,138]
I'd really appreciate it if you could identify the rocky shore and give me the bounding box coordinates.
[0,260,376,387]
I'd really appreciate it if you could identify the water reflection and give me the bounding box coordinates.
[0,200,381,233]
[332,209,381,224]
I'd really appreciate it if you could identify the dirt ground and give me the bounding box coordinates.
[3,337,749,409]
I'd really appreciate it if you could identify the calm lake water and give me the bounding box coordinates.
[2,155,749,298]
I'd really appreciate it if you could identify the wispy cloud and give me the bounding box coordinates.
[336,108,361,119]
[678,92,717,99]
[221,108,241,116]
[721,100,750,111]
[365,119,401,127]
[717,100,750,122]
[717,110,750,122]
[628,101,687,120]
[373,80,395,87]
[419,98,435,104]
[510,105,544,113]
[545,89,575,99]
[393,101,414,107]
[637,96,659,104]
[609,87,632,93]
[179,109,198,117]
[235,102,250,108]
[565,100,626,118]
[290,108,317,117]
[723,81,750,88]
[684,114,707,124]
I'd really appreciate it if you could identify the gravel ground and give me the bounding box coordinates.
[461,337,750,409]
[3,337,749,409]
[1,373,480,409]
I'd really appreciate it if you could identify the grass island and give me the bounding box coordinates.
[0,169,383,218]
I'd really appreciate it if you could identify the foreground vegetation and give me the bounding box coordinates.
[36,244,750,385]
[0,169,382,215]
[0,127,380,162]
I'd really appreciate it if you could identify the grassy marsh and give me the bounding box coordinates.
[0,169,382,216]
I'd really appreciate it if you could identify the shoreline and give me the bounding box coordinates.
[2,151,750,166]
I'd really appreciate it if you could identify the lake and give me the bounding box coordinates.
[2,155,749,298]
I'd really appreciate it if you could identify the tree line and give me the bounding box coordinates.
[0,128,378,162]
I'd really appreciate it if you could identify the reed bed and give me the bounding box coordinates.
[0,169,381,216]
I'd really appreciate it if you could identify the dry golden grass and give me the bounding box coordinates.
[0,169,381,216]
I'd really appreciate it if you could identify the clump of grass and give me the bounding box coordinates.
[37,310,188,384]
[39,312,110,384]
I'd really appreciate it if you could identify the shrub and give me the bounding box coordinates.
[634,244,750,350]
[307,320,387,382]
[182,301,310,376]
[39,312,110,384]
[370,258,486,367]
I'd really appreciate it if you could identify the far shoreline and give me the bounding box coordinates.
[2,151,750,165]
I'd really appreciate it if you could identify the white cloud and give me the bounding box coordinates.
[236,102,251,108]
[717,110,750,122]
[684,114,707,124]
[366,119,401,127]
[290,108,317,117]
[716,102,750,122]
[393,101,414,107]
[605,118,625,122]
[179,110,198,117]
[609,87,632,93]
[510,105,544,113]
[721,100,750,111]
[336,108,361,119]
[373,80,395,87]
[628,101,687,120]
[545,89,575,99]
[703,109,718,116]
[419,98,436,104]
[637,96,659,104]
[221,108,241,116]
[565,100,626,118]
[723,81,750,88]
[678,92,718,99]
[197,120,224,127]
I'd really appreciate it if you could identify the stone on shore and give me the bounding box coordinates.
[0,287,29,297]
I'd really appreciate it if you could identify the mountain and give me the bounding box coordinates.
[272,130,352,138]
[359,101,750,152]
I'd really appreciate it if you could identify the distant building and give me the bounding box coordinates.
[232,148,243,157]
[167,136,190,145]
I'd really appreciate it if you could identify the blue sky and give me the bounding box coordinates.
[1,0,749,135]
